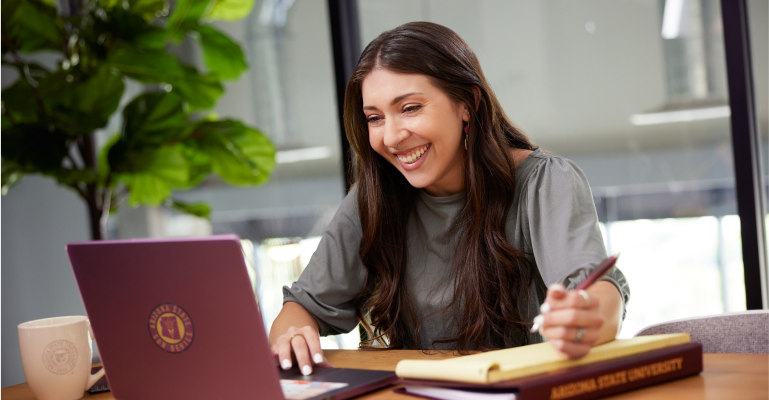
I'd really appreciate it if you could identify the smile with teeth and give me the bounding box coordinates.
[397,144,430,164]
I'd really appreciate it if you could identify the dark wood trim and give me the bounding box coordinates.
[721,0,768,309]
[327,0,361,193]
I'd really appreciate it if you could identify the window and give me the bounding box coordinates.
[358,0,767,336]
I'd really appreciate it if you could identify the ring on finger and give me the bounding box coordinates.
[290,333,303,341]
[575,327,585,344]
[577,290,590,308]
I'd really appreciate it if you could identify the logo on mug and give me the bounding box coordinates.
[42,340,78,374]
[148,303,194,353]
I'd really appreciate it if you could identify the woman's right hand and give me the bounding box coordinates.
[269,301,335,375]
[270,325,335,375]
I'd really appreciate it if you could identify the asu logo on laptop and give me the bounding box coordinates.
[148,303,194,353]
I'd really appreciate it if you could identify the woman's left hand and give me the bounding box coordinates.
[535,283,604,358]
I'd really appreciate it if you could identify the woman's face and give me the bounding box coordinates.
[362,69,469,197]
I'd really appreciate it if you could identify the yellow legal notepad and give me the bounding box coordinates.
[395,333,691,384]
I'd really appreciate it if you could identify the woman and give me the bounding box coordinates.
[269,22,630,376]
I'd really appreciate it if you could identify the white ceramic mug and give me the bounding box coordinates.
[18,316,106,400]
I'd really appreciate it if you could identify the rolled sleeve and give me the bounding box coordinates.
[522,156,630,319]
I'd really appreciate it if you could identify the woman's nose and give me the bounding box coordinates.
[383,121,408,149]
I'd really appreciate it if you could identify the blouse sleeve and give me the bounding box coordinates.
[282,186,367,335]
[521,156,631,319]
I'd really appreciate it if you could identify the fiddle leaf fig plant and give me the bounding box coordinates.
[1,0,274,240]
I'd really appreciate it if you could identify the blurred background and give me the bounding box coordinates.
[2,0,767,387]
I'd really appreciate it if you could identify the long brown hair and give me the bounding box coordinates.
[344,22,535,352]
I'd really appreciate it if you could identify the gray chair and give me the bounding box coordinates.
[634,310,769,354]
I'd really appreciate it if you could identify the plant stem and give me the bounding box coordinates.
[69,182,88,200]
[85,189,104,240]
[77,134,105,240]
[23,65,48,113]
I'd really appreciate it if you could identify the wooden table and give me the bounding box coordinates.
[2,352,766,399]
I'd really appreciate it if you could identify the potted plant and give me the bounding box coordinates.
[1,0,275,240]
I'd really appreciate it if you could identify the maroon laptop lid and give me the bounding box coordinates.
[67,235,284,400]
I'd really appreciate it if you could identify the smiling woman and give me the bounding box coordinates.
[268,22,631,377]
[363,72,467,196]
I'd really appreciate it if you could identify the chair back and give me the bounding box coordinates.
[634,310,769,354]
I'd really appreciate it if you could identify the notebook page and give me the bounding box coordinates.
[396,333,691,384]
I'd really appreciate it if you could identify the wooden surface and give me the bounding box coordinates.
[2,352,766,399]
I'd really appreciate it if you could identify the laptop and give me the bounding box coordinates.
[67,234,396,399]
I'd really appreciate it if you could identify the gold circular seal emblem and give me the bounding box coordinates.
[148,303,194,353]
[42,340,78,374]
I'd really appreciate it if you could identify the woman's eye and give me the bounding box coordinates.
[403,105,422,113]
[367,116,382,124]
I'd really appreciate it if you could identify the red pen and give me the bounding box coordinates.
[530,254,620,333]
[575,254,620,291]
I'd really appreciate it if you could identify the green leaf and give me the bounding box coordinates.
[22,67,125,134]
[193,120,275,185]
[96,0,120,8]
[2,6,21,55]
[74,68,125,120]
[167,199,211,219]
[1,77,40,125]
[1,124,69,172]
[167,0,210,40]
[178,141,212,187]
[98,133,121,180]
[0,0,62,54]
[133,26,170,49]
[194,25,247,80]
[1,160,24,196]
[120,145,190,206]
[125,173,172,205]
[12,0,65,52]
[128,0,169,20]
[109,92,190,178]
[46,168,99,186]
[208,0,255,21]
[122,91,188,144]
[105,44,185,83]
[1,0,23,29]
[171,65,223,109]
[54,67,125,132]
[106,138,131,173]
[97,6,169,47]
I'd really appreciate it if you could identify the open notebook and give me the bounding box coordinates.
[395,334,702,400]
[396,333,692,384]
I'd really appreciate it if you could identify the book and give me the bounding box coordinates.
[397,343,702,400]
[396,342,703,400]
[395,333,692,384]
